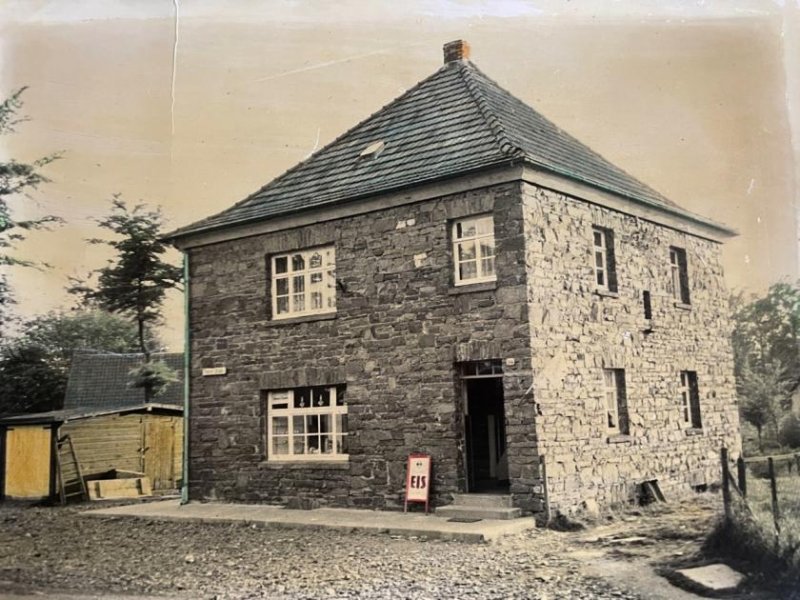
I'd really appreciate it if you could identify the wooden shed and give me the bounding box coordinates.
[0,351,183,502]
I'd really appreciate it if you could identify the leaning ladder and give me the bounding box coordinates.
[56,435,88,504]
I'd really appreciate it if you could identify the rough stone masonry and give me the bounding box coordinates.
[185,175,740,515]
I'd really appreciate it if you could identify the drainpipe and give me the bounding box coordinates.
[181,252,190,505]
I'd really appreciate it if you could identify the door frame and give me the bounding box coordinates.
[458,360,506,493]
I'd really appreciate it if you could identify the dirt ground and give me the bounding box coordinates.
[0,493,791,599]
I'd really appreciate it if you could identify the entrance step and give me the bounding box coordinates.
[450,493,513,508]
[435,505,522,521]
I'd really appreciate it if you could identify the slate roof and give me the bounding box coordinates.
[167,57,732,241]
[62,351,184,411]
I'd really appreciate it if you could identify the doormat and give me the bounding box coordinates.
[447,517,483,523]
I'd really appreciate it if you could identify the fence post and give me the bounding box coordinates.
[721,447,731,521]
[736,457,747,498]
[768,457,780,533]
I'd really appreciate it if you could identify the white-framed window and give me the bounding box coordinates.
[669,246,690,304]
[592,227,617,292]
[267,385,348,461]
[452,215,496,286]
[604,368,629,435]
[271,246,336,319]
[679,371,702,429]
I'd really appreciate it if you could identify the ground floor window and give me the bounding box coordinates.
[266,385,348,461]
[679,371,702,429]
[604,368,629,435]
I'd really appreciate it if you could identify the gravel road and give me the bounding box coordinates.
[0,496,756,599]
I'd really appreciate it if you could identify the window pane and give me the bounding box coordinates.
[336,386,346,406]
[596,271,605,286]
[475,217,493,236]
[272,436,288,455]
[319,413,331,434]
[594,231,603,247]
[307,414,319,434]
[311,291,323,310]
[272,416,288,435]
[595,253,604,268]
[292,293,305,312]
[338,414,348,435]
[481,256,495,277]
[310,272,323,283]
[458,241,476,261]
[294,389,310,408]
[293,416,305,434]
[276,277,289,295]
[321,434,332,454]
[274,256,288,274]
[276,297,289,314]
[309,252,322,269]
[314,387,330,407]
[292,275,305,293]
[292,254,305,271]
[293,436,306,455]
[459,261,477,281]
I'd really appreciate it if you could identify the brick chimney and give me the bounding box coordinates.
[443,40,471,64]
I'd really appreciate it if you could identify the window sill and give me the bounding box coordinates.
[266,312,337,327]
[684,428,704,437]
[674,302,692,311]
[607,434,632,444]
[594,288,619,299]
[259,459,350,470]
[448,280,498,295]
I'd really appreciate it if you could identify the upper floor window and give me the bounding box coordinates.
[679,371,702,429]
[452,215,496,286]
[592,227,617,292]
[669,247,690,304]
[267,385,348,461]
[271,247,336,319]
[604,368,629,435]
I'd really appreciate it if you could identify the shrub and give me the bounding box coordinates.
[778,413,800,449]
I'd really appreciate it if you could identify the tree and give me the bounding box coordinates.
[732,282,800,451]
[0,309,149,414]
[69,197,182,401]
[0,87,61,330]
[0,345,66,414]
[738,361,788,452]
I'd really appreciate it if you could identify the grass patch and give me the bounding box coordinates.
[703,471,800,597]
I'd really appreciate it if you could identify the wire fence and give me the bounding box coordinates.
[721,447,800,534]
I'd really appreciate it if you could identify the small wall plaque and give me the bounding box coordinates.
[202,367,227,377]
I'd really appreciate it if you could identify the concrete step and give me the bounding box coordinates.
[450,493,513,508]
[435,505,522,521]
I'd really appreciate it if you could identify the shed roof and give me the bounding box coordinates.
[167,45,734,242]
[0,403,181,426]
[62,351,183,411]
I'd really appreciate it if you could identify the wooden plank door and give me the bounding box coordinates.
[144,418,175,491]
[5,426,52,499]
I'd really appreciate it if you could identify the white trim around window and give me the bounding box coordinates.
[271,246,336,319]
[267,385,348,462]
[452,214,496,286]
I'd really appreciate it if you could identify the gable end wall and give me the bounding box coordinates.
[522,183,741,511]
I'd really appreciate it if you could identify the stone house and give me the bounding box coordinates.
[167,41,741,516]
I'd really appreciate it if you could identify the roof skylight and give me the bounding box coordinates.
[359,140,385,158]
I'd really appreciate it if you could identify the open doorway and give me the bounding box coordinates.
[460,361,508,493]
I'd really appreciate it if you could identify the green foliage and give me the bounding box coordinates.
[0,344,68,414]
[0,87,62,330]
[0,310,148,414]
[732,282,800,453]
[778,413,800,449]
[68,196,182,359]
[128,360,179,399]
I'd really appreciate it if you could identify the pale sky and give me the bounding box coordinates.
[1,0,798,350]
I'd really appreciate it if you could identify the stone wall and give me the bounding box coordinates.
[521,183,741,512]
[186,181,539,509]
